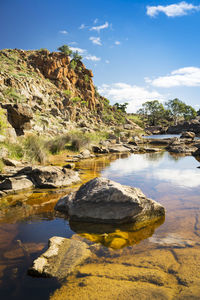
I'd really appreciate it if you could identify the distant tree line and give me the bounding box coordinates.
[137,99,197,126]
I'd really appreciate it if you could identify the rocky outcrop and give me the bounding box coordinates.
[145,126,167,135]
[28,51,96,110]
[166,138,198,155]
[55,177,165,225]
[2,103,33,135]
[167,120,200,135]
[29,236,91,279]
[0,49,134,137]
[15,166,80,188]
[0,166,80,194]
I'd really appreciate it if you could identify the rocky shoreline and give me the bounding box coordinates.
[0,131,200,196]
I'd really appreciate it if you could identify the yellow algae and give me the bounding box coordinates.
[50,263,177,300]
[69,217,165,249]
[50,244,200,300]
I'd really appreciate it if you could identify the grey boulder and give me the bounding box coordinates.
[0,176,33,192]
[55,177,165,225]
[15,166,80,188]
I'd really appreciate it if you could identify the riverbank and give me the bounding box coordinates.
[0,150,200,299]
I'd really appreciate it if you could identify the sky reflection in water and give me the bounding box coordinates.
[102,152,200,189]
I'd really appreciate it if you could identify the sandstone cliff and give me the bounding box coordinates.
[0,48,128,137]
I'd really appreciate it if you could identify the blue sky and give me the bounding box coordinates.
[1,0,200,112]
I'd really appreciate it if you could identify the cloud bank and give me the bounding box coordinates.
[147,67,200,87]
[147,1,200,17]
[98,83,163,112]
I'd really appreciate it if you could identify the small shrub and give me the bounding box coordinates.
[63,90,72,97]
[71,97,81,105]
[78,66,82,72]
[46,134,71,154]
[81,100,87,106]
[72,51,82,62]
[84,74,89,83]
[7,143,24,159]
[3,88,26,104]
[0,109,7,134]
[70,60,77,70]
[69,133,90,152]
[24,135,47,164]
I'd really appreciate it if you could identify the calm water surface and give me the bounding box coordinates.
[0,152,200,299]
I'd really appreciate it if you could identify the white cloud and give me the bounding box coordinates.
[69,46,100,62]
[90,21,109,32]
[154,169,200,188]
[102,154,161,178]
[115,41,121,45]
[79,24,86,29]
[148,67,200,87]
[59,30,68,34]
[69,47,87,54]
[98,83,163,112]
[105,60,110,64]
[89,36,102,46]
[84,55,101,61]
[94,18,98,24]
[147,1,200,17]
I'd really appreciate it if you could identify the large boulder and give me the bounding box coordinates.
[0,176,33,192]
[29,236,91,279]
[2,103,33,135]
[180,131,196,139]
[55,177,165,225]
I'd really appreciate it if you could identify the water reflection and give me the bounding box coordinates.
[70,217,165,249]
[102,152,200,189]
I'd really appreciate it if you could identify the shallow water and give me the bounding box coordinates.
[144,133,200,140]
[144,134,180,139]
[0,152,200,299]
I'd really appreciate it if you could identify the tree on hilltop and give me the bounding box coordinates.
[72,51,82,62]
[57,45,72,56]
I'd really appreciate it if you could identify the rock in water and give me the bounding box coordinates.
[55,177,165,225]
[28,237,91,279]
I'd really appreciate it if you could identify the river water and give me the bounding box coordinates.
[0,152,200,299]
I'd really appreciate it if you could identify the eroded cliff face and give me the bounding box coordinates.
[0,49,105,136]
[28,49,96,110]
[0,48,138,139]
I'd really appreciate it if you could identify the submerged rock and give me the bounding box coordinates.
[70,217,165,250]
[55,177,165,225]
[29,236,91,279]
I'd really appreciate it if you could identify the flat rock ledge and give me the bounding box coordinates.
[55,177,165,225]
[0,166,80,195]
[28,236,91,279]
